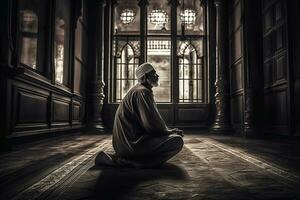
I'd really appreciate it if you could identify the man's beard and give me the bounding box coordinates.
[151,81,159,87]
[147,79,160,87]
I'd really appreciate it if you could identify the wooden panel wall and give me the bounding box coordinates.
[4,1,88,138]
[289,0,300,134]
[11,83,49,133]
[7,75,86,137]
[262,0,289,133]
[227,0,299,135]
[229,0,244,130]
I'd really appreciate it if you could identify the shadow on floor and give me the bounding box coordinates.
[92,163,189,200]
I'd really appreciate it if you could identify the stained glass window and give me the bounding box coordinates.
[113,39,140,102]
[178,40,204,103]
[114,0,140,35]
[177,0,204,35]
[147,0,171,34]
[111,0,206,104]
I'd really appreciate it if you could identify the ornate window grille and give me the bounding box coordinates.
[112,0,206,104]
[113,39,140,102]
[178,40,205,103]
[180,9,196,30]
[120,9,135,25]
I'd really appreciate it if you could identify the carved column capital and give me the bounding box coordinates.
[200,0,206,7]
[214,0,226,7]
[97,0,106,6]
[214,0,221,7]
[111,0,118,6]
[168,0,180,6]
[138,0,149,7]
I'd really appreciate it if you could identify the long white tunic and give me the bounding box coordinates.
[112,83,169,157]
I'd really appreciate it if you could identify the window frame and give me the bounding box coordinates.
[14,0,83,94]
[17,0,49,75]
[53,0,72,87]
[110,0,208,104]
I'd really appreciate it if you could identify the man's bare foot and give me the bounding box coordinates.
[116,157,145,169]
[95,151,153,169]
[95,151,116,166]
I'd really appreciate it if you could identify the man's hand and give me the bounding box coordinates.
[170,128,184,137]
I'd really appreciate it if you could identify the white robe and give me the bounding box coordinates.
[112,83,170,157]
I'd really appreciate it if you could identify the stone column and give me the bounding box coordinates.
[103,0,115,105]
[138,0,148,64]
[88,0,106,131]
[170,0,180,102]
[0,0,11,148]
[243,0,262,135]
[211,0,232,133]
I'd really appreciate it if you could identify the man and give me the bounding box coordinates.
[95,63,184,168]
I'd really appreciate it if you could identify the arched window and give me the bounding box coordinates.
[113,40,140,102]
[111,0,207,104]
[178,41,205,103]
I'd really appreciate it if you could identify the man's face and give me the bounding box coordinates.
[146,69,159,87]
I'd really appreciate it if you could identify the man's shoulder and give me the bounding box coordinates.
[131,84,152,95]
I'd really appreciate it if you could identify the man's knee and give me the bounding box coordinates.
[175,136,184,152]
[167,134,184,152]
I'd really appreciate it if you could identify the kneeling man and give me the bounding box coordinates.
[95,63,184,168]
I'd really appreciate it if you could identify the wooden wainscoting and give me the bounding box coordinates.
[6,73,86,138]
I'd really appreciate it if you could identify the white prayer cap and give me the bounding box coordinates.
[135,63,155,79]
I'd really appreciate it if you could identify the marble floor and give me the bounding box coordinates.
[0,133,300,200]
